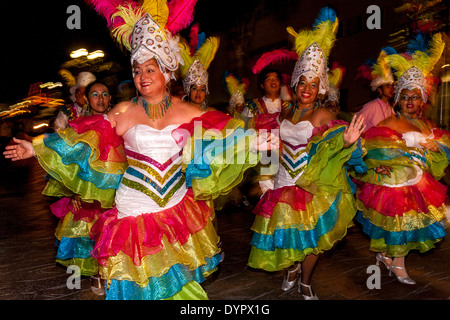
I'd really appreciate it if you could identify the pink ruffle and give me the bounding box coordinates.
[253,185,313,218]
[50,197,104,222]
[172,111,233,147]
[363,126,403,141]
[89,189,213,266]
[311,120,348,139]
[69,115,124,161]
[357,171,447,217]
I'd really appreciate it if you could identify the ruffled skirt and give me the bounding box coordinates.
[51,197,104,276]
[356,170,448,257]
[248,185,356,271]
[89,189,221,300]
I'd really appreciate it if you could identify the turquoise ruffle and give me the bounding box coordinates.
[105,253,221,300]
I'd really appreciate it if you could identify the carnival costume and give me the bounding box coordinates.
[32,0,260,300]
[355,32,448,257]
[248,7,367,272]
[51,71,101,276]
[178,24,220,110]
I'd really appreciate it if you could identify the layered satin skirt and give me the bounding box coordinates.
[89,189,221,300]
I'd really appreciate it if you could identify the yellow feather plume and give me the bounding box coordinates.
[328,67,343,88]
[141,0,169,27]
[110,4,145,51]
[193,37,220,70]
[387,33,445,78]
[372,51,391,78]
[225,74,247,96]
[178,39,194,77]
[287,19,339,59]
[58,68,76,88]
[178,36,220,77]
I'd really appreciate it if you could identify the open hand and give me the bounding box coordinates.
[255,131,279,151]
[3,137,35,161]
[343,115,366,148]
[419,139,439,152]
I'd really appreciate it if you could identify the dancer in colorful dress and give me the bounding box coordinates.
[51,81,113,295]
[248,7,367,300]
[4,0,272,300]
[355,32,447,285]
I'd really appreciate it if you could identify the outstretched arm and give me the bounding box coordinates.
[3,137,35,161]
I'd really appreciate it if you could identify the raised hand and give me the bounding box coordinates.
[3,137,35,161]
[343,115,366,148]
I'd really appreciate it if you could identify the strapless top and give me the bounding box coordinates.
[275,120,314,188]
[115,124,187,218]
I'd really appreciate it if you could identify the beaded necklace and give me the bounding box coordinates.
[397,111,428,131]
[292,102,317,122]
[134,95,172,120]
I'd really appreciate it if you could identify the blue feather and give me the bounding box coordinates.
[381,46,397,55]
[313,7,337,29]
[196,32,206,50]
[406,32,428,54]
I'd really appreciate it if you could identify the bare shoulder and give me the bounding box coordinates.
[378,115,396,128]
[171,97,203,120]
[107,101,134,123]
[314,107,336,126]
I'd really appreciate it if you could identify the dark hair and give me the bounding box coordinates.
[258,68,282,87]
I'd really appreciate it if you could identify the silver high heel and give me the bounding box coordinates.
[281,263,301,291]
[298,281,318,300]
[375,253,392,270]
[389,264,416,285]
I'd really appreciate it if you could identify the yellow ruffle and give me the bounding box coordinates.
[356,199,448,232]
[99,222,220,287]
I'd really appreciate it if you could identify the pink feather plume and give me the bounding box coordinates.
[166,0,198,35]
[252,49,298,74]
[188,23,200,56]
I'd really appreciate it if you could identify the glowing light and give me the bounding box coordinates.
[33,123,49,130]
[70,48,88,58]
[87,50,105,60]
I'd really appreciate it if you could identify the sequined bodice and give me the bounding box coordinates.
[115,124,187,218]
[275,120,314,188]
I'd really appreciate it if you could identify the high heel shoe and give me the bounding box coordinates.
[281,263,301,291]
[375,253,392,270]
[389,264,416,285]
[298,281,318,300]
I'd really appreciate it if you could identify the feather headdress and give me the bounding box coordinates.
[85,0,198,78]
[287,7,339,94]
[387,32,445,104]
[326,62,345,103]
[179,28,220,94]
[223,71,249,109]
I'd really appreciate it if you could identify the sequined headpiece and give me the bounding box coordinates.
[290,43,329,95]
[182,59,209,94]
[130,13,180,78]
[287,7,339,95]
